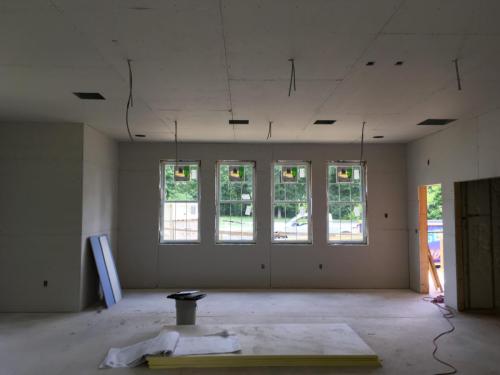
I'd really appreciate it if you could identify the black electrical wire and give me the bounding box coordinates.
[288,58,296,96]
[360,121,366,163]
[453,59,462,91]
[267,121,273,140]
[125,59,134,142]
[174,120,178,163]
[218,0,236,141]
[423,296,458,375]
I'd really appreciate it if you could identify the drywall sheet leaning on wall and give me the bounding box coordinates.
[90,235,122,307]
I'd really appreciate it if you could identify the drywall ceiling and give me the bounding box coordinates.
[1,0,500,143]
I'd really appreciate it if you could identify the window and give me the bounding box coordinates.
[272,161,311,243]
[160,161,200,242]
[327,162,367,244]
[216,161,255,242]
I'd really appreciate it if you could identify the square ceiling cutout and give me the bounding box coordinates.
[314,120,336,125]
[73,92,105,100]
[417,119,456,126]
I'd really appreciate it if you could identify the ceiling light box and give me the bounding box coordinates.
[417,119,456,126]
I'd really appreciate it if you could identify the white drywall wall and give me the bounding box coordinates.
[0,123,118,312]
[407,108,500,309]
[118,142,408,289]
[0,123,84,312]
[80,125,119,309]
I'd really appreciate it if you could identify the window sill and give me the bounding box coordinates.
[215,242,257,245]
[328,242,369,247]
[159,242,201,246]
[271,242,313,246]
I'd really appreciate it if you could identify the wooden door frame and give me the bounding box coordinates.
[454,181,466,311]
[418,185,429,294]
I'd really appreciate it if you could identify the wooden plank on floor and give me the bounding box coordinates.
[418,186,429,294]
[455,181,466,311]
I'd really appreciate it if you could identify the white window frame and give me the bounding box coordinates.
[215,161,256,244]
[271,161,312,244]
[327,161,368,245]
[159,160,201,244]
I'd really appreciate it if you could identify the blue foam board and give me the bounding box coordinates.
[90,235,121,308]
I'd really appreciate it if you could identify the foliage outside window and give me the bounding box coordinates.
[160,161,200,242]
[327,162,367,244]
[427,184,442,220]
[272,162,311,243]
[216,162,255,242]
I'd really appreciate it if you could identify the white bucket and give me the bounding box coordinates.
[175,299,197,325]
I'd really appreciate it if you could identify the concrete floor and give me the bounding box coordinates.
[1,289,499,375]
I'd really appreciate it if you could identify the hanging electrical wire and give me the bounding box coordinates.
[175,120,178,163]
[453,58,462,91]
[360,121,366,163]
[423,296,458,375]
[218,0,236,140]
[125,59,134,142]
[174,120,185,178]
[288,58,296,96]
[267,121,273,140]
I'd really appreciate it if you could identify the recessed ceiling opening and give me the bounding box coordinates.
[73,92,105,100]
[314,120,336,125]
[418,119,456,126]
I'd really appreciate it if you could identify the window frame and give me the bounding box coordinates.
[215,160,257,244]
[326,160,368,246]
[159,160,201,244]
[271,160,313,244]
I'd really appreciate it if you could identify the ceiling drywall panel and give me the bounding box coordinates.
[0,0,499,142]
[0,10,105,68]
[383,0,478,35]
[134,62,229,111]
[231,79,337,124]
[155,110,231,142]
[321,35,461,114]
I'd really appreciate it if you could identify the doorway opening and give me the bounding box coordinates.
[418,184,444,294]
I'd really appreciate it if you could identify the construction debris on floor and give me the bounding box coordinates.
[100,329,240,368]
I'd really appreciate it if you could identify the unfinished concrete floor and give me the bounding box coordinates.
[1,290,499,375]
